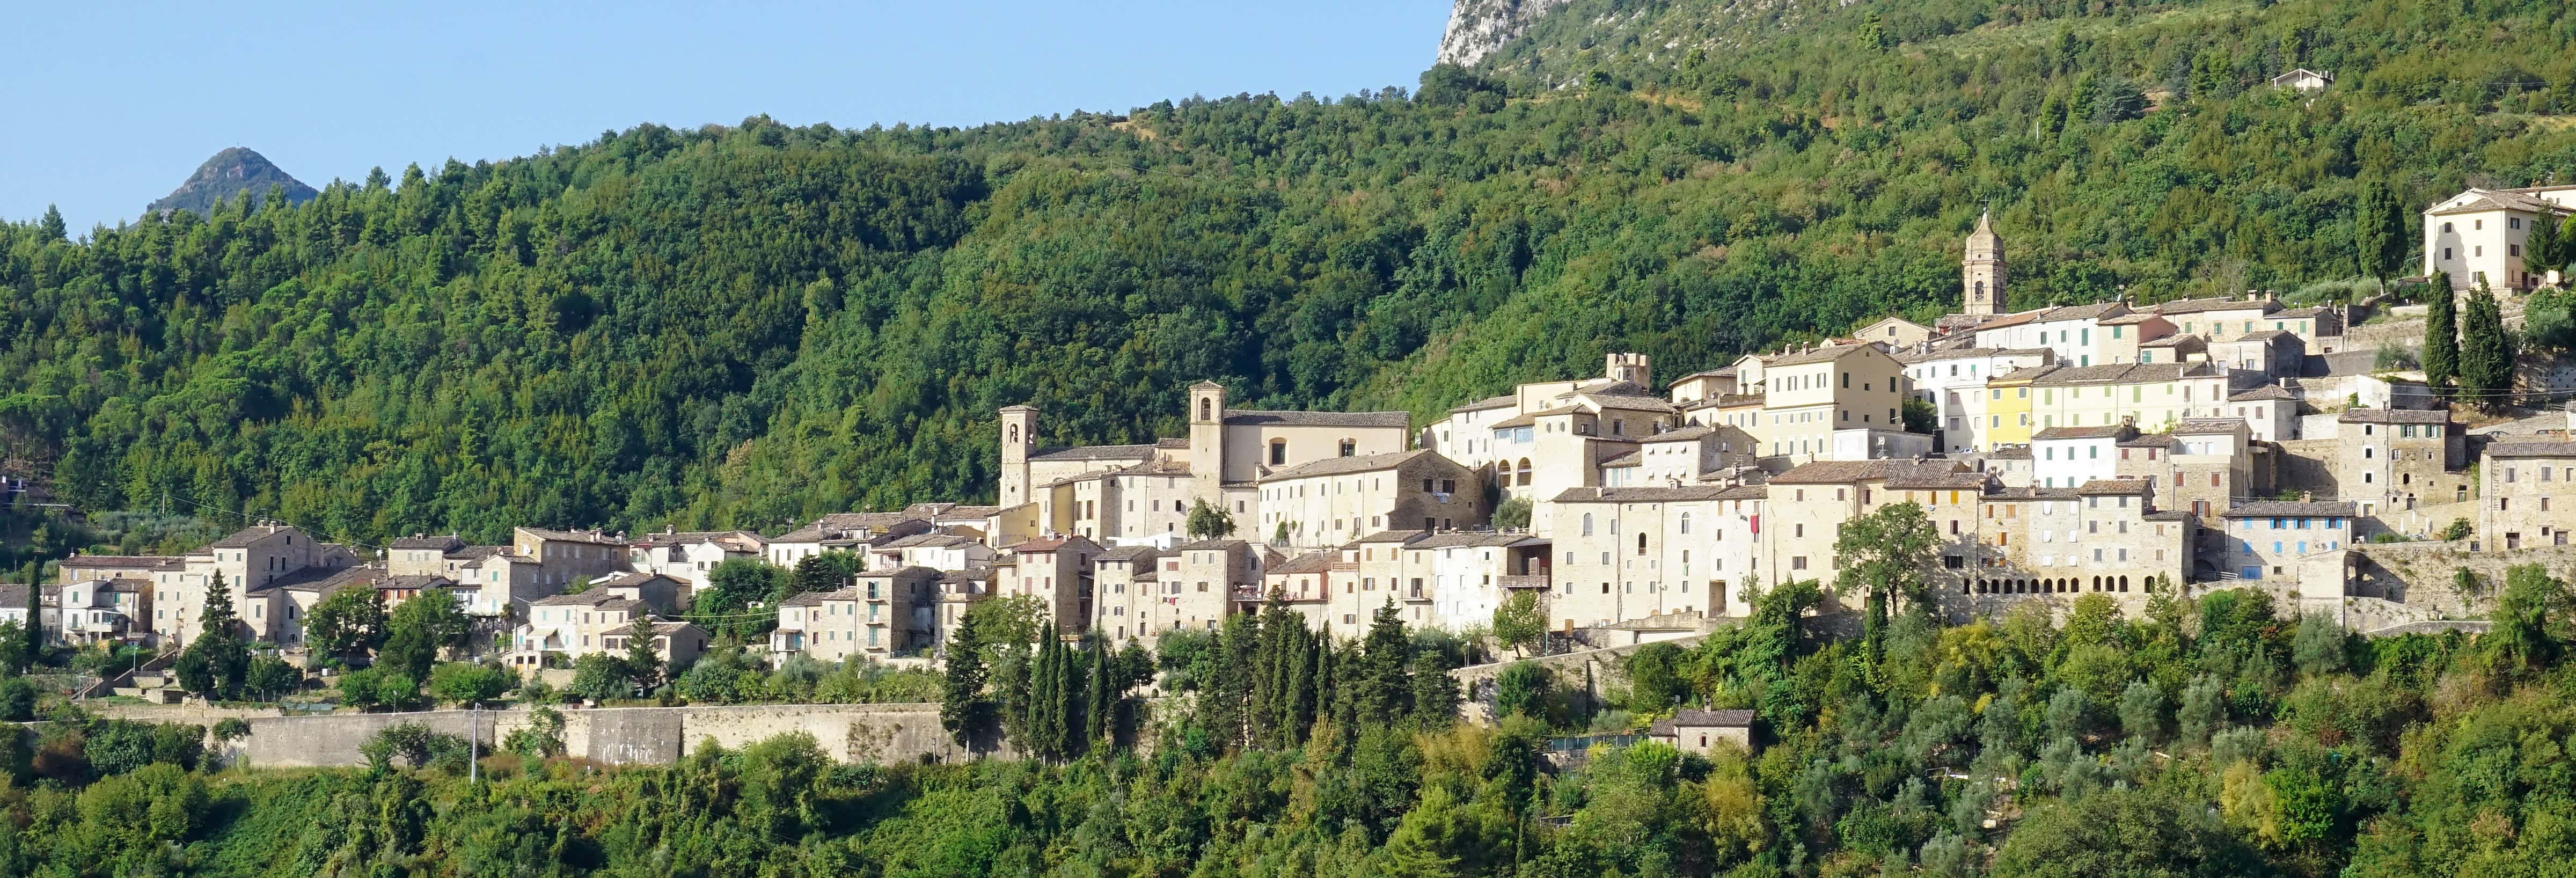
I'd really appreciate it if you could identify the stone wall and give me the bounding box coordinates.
[236,703,979,769]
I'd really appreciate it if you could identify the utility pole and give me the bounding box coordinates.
[468,703,480,784]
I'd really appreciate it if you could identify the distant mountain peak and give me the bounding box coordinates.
[148,147,317,217]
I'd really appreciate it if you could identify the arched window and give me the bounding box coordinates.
[1517,459,1533,486]
[1200,399,1213,421]
[1636,533,1648,555]
[1582,514,1594,536]
[1974,281,1987,302]
[1007,424,1020,444]
[1680,512,1692,534]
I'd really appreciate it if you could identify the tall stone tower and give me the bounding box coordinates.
[998,405,1039,507]
[1963,209,2007,316]
[1604,352,1653,387]
[1188,381,1228,506]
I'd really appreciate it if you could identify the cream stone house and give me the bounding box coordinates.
[2338,408,2464,524]
[2030,425,2135,489]
[1546,485,1769,630]
[764,513,933,567]
[1255,449,1487,550]
[1971,302,2132,367]
[150,524,361,648]
[1854,316,1935,347]
[1004,536,1103,633]
[2480,442,2576,550]
[2022,362,2234,434]
[1092,546,1173,644]
[2423,186,2576,291]
[2095,312,2176,364]
[1599,423,1761,488]
[997,382,1411,532]
[1745,342,1910,464]
[627,529,766,596]
[1255,551,1340,632]
[2218,500,2356,582]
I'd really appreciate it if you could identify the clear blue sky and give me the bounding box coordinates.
[4,1,1454,232]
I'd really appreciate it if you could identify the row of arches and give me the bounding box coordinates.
[1968,575,2133,595]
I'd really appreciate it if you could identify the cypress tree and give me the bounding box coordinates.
[1059,634,1087,758]
[1028,634,1058,759]
[1356,602,1414,728]
[19,577,38,668]
[2424,272,2460,391]
[2529,214,2563,278]
[1085,641,1112,748]
[940,609,990,749]
[2353,179,2403,285]
[1410,639,1460,729]
[2461,281,2515,407]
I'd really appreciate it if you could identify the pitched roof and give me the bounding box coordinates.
[2076,479,2153,496]
[2098,312,2165,325]
[2175,418,2249,435]
[2221,329,2298,343]
[518,527,624,546]
[632,530,766,548]
[1258,449,1450,483]
[2486,441,2576,459]
[531,590,647,609]
[1268,552,1338,576]
[1598,450,1642,468]
[2221,500,2359,518]
[1670,708,1755,728]
[1358,530,1430,545]
[1770,459,1971,486]
[2228,385,2298,401]
[1447,393,1518,414]
[2155,297,2280,316]
[2339,408,2451,425]
[2032,425,2136,441]
[1030,443,1159,463]
[211,525,307,548]
[2034,302,2129,322]
[1763,343,1880,367]
[1666,367,1737,387]
[1582,393,1680,414]
[1091,545,1166,563]
[1641,425,1717,443]
[1548,485,1767,503]
[2029,362,2212,385]
[1173,539,1252,553]
[389,536,465,551]
[778,591,828,608]
[1224,409,1409,429]
[60,555,184,571]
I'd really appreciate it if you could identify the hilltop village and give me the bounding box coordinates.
[31,191,2576,675]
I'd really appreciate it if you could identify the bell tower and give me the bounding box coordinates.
[1964,209,2007,316]
[1188,381,1228,506]
[999,405,1038,507]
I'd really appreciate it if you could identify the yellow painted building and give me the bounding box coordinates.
[1982,368,2041,447]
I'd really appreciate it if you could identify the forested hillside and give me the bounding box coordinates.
[9,0,2576,547]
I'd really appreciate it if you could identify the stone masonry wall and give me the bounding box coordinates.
[237,703,980,769]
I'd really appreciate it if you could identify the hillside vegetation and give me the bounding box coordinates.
[7,0,2576,547]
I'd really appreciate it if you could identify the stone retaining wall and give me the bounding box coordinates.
[234,702,977,768]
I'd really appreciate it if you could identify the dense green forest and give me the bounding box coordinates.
[10,0,2576,550]
[10,568,2576,877]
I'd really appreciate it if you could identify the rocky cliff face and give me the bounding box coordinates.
[1437,0,1573,68]
[148,147,318,217]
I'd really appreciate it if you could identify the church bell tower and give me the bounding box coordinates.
[1964,209,2007,316]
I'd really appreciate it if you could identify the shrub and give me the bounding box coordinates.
[2439,518,2475,542]
[361,722,472,773]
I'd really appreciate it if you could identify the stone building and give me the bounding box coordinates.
[2337,408,2465,524]
[1254,449,1487,550]
[2480,441,2576,549]
[1545,485,1769,631]
[2216,500,2357,583]
[996,382,1411,536]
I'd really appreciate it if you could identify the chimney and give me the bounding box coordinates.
[2301,491,2314,503]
